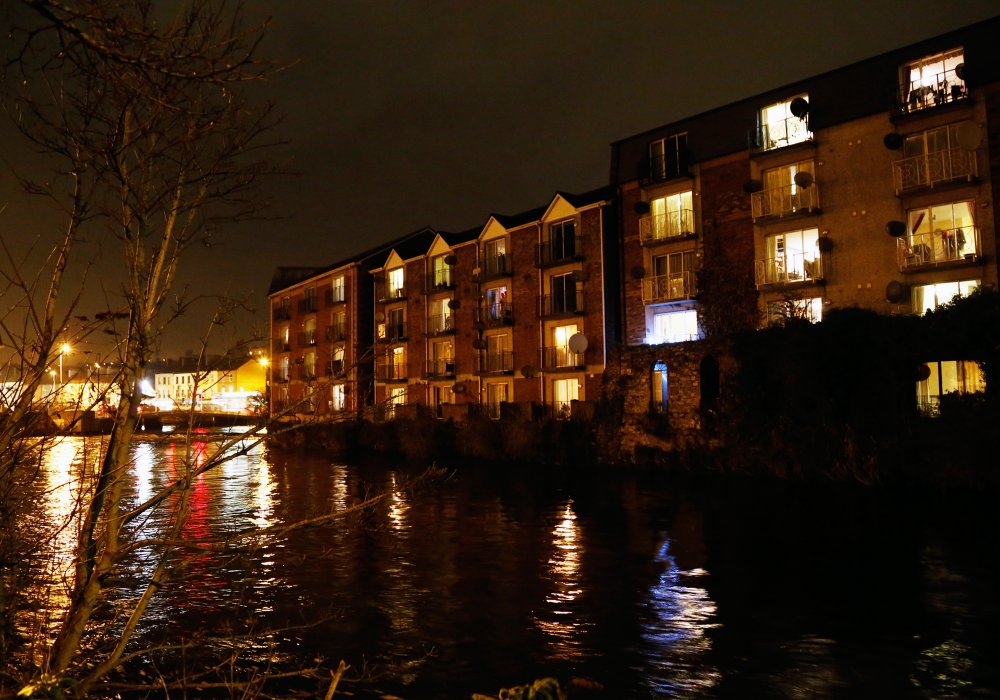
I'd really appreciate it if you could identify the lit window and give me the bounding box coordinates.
[386,386,406,419]
[331,276,345,303]
[646,251,696,303]
[912,280,979,314]
[753,160,817,219]
[753,94,811,151]
[765,298,822,326]
[644,190,694,241]
[651,361,668,413]
[651,309,699,344]
[905,200,976,266]
[431,254,452,288]
[917,360,983,414]
[551,378,579,419]
[550,323,580,367]
[483,238,508,276]
[901,48,965,112]
[485,382,508,419]
[331,384,346,412]
[759,228,821,286]
[387,267,405,298]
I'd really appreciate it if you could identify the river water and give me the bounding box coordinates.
[17,432,1000,698]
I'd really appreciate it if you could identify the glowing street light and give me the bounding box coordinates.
[58,343,71,383]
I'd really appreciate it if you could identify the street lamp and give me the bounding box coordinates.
[59,343,71,383]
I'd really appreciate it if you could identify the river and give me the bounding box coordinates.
[15,432,1000,698]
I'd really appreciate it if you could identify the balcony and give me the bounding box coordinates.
[297,330,317,347]
[326,322,346,342]
[642,271,697,303]
[751,184,819,220]
[423,358,456,379]
[754,253,823,288]
[427,312,455,336]
[476,302,513,327]
[425,268,454,292]
[271,339,291,354]
[376,322,406,344]
[324,287,346,306]
[639,151,691,185]
[297,297,317,314]
[897,226,980,271]
[481,252,510,279]
[376,283,407,303]
[273,370,289,384]
[892,146,977,195]
[295,365,317,381]
[536,237,585,267]
[475,350,513,375]
[539,291,583,318]
[748,116,812,154]
[639,209,696,244]
[272,307,291,322]
[326,359,346,377]
[893,69,967,117]
[375,360,407,382]
[540,345,584,371]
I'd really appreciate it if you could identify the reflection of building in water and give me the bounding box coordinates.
[640,538,720,696]
[534,500,593,661]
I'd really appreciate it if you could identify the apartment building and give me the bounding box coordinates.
[610,17,1000,416]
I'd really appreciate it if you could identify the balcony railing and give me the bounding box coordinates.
[642,271,697,303]
[326,322,346,342]
[376,322,406,343]
[476,350,513,375]
[297,297,317,314]
[295,365,317,381]
[481,252,510,278]
[273,370,289,384]
[639,209,695,243]
[377,284,407,303]
[476,302,513,327]
[324,287,346,306]
[272,307,291,321]
[897,226,980,271]
[892,146,977,195]
[272,339,291,354]
[640,151,691,184]
[754,253,823,287]
[423,359,456,378]
[326,359,346,377]
[751,184,819,220]
[894,69,967,116]
[748,115,812,153]
[539,291,583,317]
[427,312,455,335]
[536,237,585,267]
[540,345,584,370]
[297,330,317,347]
[375,360,407,381]
[426,268,454,291]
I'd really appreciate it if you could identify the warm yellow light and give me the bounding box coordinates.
[60,343,71,354]
[49,369,56,376]
[258,357,270,367]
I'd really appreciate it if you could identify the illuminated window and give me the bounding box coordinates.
[901,48,965,112]
[431,340,454,376]
[765,297,822,326]
[330,346,345,376]
[303,317,316,345]
[912,280,979,314]
[552,378,579,419]
[651,361,668,413]
[386,386,406,419]
[917,360,983,414]
[432,384,453,418]
[483,237,508,276]
[646,190,694,240]
[485,285,509,321]
[753,94,810,151]
[485,382,508,419]
[331,276,345,304]
[905,200,976,265]
[331,384,346,412]
[651,309,699,344]
[304,351,316,379]
[549,323,580,368]
[753,160,816,219]
[759,228,821,286]
[431,254,452,288]
[429,297,453,334]
[646,251,695,303]
[387,267,405,298]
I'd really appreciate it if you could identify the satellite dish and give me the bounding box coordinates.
[955,63,965,80]
[885,220,906,238]
[567,333,589,354]
[789,96,810,118]
[915,364,931,381]
[954,121,983,150]
[447,298,460,309]
[451,383,465,393]
[883,133,903,150]
[743,179,763,193]
[520,365,537,379]
[444,254,458,266]
[817,236,834,253]
[793,171,814,188]
[885,280,908,303]
[630,265,646,279]
[375,311,386,322]
[634,201,651,214]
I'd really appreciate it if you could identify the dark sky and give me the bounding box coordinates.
[3,1,999,358]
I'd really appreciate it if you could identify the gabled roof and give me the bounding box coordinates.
[441,225,481,247]
[556,185,615,210]
[491,205,547,230]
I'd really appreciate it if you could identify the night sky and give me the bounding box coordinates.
[2,1,999,357]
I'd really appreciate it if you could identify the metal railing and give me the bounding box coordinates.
[324,287,346,306]
[536,236,584,267]
[482,252,510,278]
[326,359,346,377]
[540,346,584,370]
[897,226,980,270]
[375,360,407,381]
[642,151,690,184]
[297,330,317,347]
[376,283,407,303]
[272,339,291,354]
[476,302,513,326]
[426,267,454,291]
[326,322,346,342]
[894,68,966,115]
[751,183,819,220]
[427,312,455,335]
[475,350,513,374]
[748,115,812,153]
[539,291,583,317]
[892,146,977,194]
[424,359,456,378]
[376,322,406,343]
[272,307,291,321]
[297,297,317,314]
[639,209,695,243]
[754,252,823,287]
[642,271,696,303]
